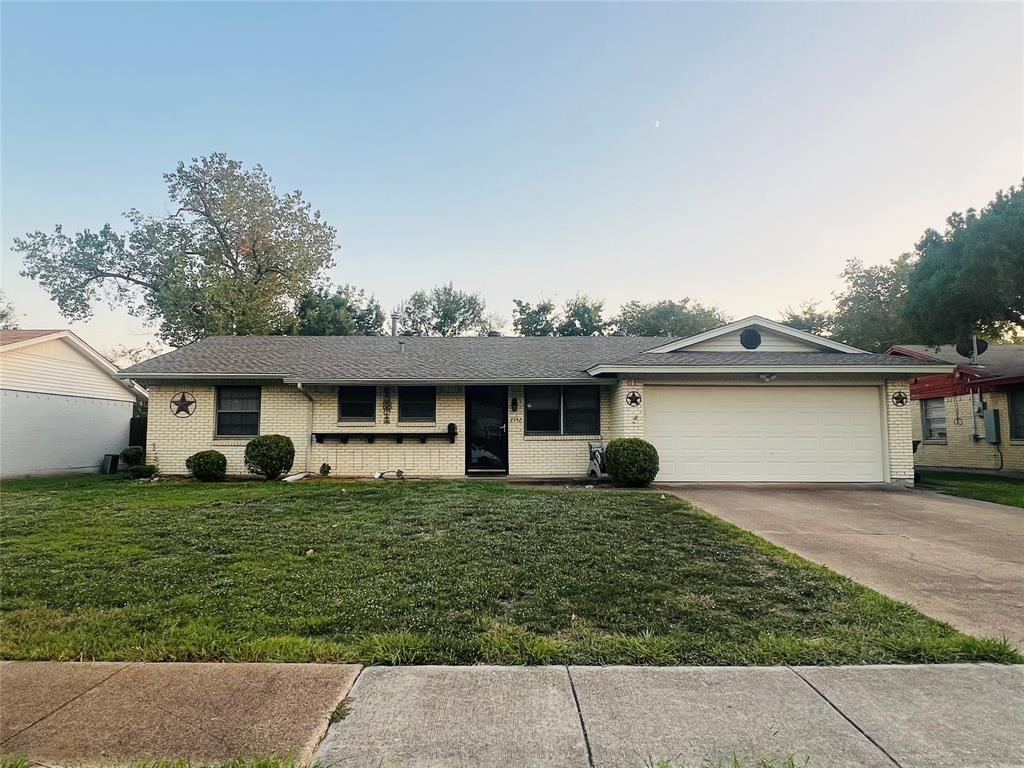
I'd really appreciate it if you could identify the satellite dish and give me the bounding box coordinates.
[955,338,988,358]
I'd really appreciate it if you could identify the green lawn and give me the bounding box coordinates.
[918,469,1024,508]
[0,475,1017,665]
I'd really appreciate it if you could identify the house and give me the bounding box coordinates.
[0,330,148,477]
[119,316,949,484]
[886,343,1024,473]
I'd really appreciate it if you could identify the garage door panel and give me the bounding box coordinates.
[644,386,884,482]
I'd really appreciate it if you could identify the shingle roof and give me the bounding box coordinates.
[121,335,950,383]
[0,329,64,346]
[121,335,679,382]
[597,351,940,368]
[893,344,1024,380]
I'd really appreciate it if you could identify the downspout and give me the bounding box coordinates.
[296,382,314,473]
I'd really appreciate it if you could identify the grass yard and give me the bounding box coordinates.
[0,475,1017,665]
[918,469,1024,509]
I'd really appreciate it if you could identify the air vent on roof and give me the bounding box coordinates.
[740,327,762,350]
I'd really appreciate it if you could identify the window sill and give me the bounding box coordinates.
[338,419,376,425]
[921,439,947,445]
[524,433,602,441]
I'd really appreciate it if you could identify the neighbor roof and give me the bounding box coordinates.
[0,329,64,346]
[889,344,1024,381]
[121,334,950,384]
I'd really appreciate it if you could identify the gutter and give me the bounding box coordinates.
[585,363,957,376]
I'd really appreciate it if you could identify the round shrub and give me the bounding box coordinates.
[186,450,227,482]
[244,434,295,481]
[605,438,660,487]
[120,445,145,467]
[128,463,157,479]
[319,462,332,476]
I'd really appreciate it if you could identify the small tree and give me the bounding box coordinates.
[614,299,729,337]
[244,435,295,480]
[0,292,18,330]
[780,301,831,336]
[289,284,385,336]
[398,283,487,336]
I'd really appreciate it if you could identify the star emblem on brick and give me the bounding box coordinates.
[626,390,642,407]
[890,391,909,407]
[170,391,197,417]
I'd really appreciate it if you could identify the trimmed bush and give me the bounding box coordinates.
[186,450,227,482]
[244,435,295,481]
[605,438,660,487]
[128,464,157,479]
[120,445,145,467]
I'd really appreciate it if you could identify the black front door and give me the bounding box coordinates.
[465,386,508,474]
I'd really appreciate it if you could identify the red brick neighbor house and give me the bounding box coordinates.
[886,343,1024,473]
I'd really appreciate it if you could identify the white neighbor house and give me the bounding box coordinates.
[0,330,147,477]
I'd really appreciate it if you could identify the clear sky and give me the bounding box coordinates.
[2,1,1022,351]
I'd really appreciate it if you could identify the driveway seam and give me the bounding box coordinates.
[787,666,903,768]
[0,662,136,747]
[306,664,366,764]
[565,666,596,768]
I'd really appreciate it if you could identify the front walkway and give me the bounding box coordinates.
[2,662,1022,768]
[671,484,1024,647]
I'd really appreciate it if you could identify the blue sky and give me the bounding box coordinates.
[2,1,1021,349]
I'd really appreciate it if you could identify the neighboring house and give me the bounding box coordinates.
[119,316,948,484]
[886,343,1024,473]
[0,330,148,477]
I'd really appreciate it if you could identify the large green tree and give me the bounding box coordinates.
[779,301,831,336]
[828,256,922,352]
[289,284,384,336]
[16,153,337,346]
[614,298,729,336]
[555,294,607,336]
[512,298,558,336]
[905,182,1024,344]
[398,282,487,336]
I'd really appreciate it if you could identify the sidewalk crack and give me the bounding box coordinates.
[565,666,596,768]
[787,666,903,768]
[0,662,136,747]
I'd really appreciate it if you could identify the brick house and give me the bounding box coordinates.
[886,343,1024,473]
[120,316,946,484]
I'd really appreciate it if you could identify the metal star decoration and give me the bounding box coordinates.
[890,391,909,407]
[626,390,642,407]
[170,391,197,417]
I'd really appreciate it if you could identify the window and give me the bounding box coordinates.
[1010,389,1024,441]
[338,386,376,422]
[525,386,601,435]
[216,385,261,436]
[922,398,947,442]
[398,386,436,422]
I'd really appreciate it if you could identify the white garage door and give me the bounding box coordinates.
[644,386,885,482]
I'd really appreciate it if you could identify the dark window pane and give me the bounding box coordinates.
[216,385,260,436]
[1010,390,1024,440]
[564,386,600,435]
[339,386,376,421]
[525,386,561,433]
[399,386,436,421]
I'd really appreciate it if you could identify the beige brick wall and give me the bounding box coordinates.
[885,378,914,485]
[147,382,626,478]
[912,390,1024,472]
[609,379,645,437]
[146,383,312,475]
[505,385,614,476]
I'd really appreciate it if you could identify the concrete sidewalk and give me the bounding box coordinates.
[2,662,1022,768]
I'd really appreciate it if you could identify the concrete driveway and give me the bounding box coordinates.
[670,484,1024,649]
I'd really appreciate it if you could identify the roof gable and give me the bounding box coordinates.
[644,315,866,354]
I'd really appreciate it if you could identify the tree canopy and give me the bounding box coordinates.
[16,153,337,346]
[397,282,489,336]
[904,182,1024,344]
[289,284,384,336]
[512,298,557,336]
[555,294,607,336]
[0,292,17,330]
[614,298,729,337]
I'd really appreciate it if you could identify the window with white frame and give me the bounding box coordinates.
[922,398,947,441]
